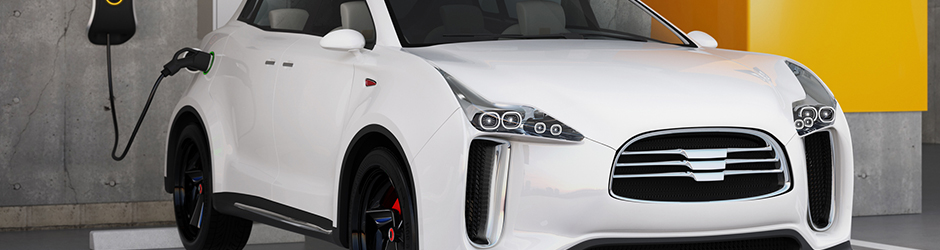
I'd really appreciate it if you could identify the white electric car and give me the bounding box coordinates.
[164,0,854,249]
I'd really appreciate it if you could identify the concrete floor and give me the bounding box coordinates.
[3,144,939,250]
[847,143,940,250]
[0,226,306,250]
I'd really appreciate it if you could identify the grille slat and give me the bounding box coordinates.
[804,131,833,230]
[625,134,765,151]
[614,158,777,168]
[610,129,790,202]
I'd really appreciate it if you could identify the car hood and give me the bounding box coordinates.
[404,40,806,148]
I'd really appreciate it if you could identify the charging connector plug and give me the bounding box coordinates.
[161,48,214,77]
[107,45,214,161]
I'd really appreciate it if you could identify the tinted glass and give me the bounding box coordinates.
[385,0,690,47]
[238,0,351,37]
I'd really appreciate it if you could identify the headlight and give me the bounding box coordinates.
[438,69,584,141]
[787,61,837,136]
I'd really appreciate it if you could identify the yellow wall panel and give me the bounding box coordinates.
[644,0,749,51]
[748,0,927,112]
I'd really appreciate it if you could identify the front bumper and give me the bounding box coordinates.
[409,109,853,250]
[567,230,852,250]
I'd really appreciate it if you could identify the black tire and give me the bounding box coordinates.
[349,148,419,250]
[172,124,253,250]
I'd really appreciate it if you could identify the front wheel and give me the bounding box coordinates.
[172,124,253,250]
[349,148,419,250]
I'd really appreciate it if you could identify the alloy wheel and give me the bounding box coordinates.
[174,137,207,241]
[354,172,404,250]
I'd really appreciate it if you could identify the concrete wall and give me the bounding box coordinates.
[840,0,932,213]
[0,201,172,231]
[0,0,197,207]
[924,0,940,143]
[848,112,923,216]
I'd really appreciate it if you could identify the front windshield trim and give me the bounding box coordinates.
[633,0,698,48]
[386,0,699,48]
[385,0,412,48]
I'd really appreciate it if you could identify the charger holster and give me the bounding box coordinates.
[87,0,136,45]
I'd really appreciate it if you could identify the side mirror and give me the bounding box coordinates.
[687,31,718,49]
[321,29,365,51]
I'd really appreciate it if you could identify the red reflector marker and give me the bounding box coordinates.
[365,78,377,87]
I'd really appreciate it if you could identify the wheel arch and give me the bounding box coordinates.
[335,124,418,248]
[165,106,208,194]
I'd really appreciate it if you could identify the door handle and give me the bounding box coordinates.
[265,60,276,66]
[282,62,294,68]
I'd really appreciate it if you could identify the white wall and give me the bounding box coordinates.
[214,0,241,30]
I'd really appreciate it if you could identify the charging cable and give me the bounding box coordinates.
[106,34,213,161]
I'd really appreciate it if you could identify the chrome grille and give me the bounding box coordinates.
[609,128,791,202]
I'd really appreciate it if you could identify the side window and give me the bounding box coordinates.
[238,0,300,30]
[299,0,344,36]
[238,0,368,40]
[479,0,499,13]
[254,0,291,27]
[237,0,258,21]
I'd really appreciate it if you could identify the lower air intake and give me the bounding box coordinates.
[583,237,802,250]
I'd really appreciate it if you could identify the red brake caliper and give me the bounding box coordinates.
[390,198,399,242]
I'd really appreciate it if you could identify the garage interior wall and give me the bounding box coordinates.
[646,0,929,216]
[0,0,933,230]
[0,0,198,229]
[751,0,927,216]
[642,0,748,51]
[924,0,940,144]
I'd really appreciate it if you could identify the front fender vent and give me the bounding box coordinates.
[465,138,510,247]
[804,131,834,230]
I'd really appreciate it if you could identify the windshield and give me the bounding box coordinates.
[385,0,692,47]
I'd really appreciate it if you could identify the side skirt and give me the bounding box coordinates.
[213,192,342,246]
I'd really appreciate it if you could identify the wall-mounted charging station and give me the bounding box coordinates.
[87,0,214,161]
[87,0,136,45]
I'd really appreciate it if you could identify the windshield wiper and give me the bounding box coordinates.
[579,32,647,42]
[443,33,585,39]
[444,31,676,45]
[589,29,674,44]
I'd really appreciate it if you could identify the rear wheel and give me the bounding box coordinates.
[172,124,252,250]
[349,148,419,250]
